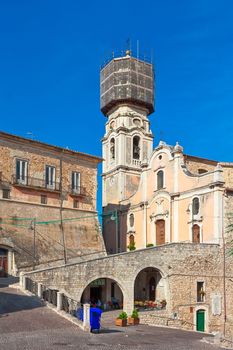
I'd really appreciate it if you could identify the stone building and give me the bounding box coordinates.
[0,131,104,274]
[10,50,233,338]
[100,51,233,335]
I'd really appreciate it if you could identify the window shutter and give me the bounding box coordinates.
[16,160,20,179]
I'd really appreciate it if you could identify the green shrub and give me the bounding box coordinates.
[127,242,136,251]
[146,243,154,247]
[131,309,139,319]
[118,311,128,320]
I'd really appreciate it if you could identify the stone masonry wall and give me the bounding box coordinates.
[23,243,233,336]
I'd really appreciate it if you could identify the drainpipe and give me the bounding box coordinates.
[60,150,67,264]
[222,190,227,337]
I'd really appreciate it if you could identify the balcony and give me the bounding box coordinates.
[12,175,61,192]
[69,185,86,197]
[132,159,141,167]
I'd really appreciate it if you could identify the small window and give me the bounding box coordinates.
[41,195,47,204]
[157,170,164,190]
[16,159,28,184]
[2,189,10,199]
[45,166,55,189]
[198,169,208,174]
[197,281,205,302]
[133,136,140,160]
[192,197,199,215]
[129,213,134,227]
[110,138,115,160]
[73,199,79,208]
[72,172,81,193]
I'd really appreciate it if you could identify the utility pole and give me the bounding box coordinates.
[32,218,36,270]
[60,150,67,264]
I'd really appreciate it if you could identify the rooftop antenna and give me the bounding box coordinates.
[137,40,140,60]
[26,132,35,140]
[126,38,131,54]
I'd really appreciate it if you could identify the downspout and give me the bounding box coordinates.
[222,190,227,337]
[60,149,67,264]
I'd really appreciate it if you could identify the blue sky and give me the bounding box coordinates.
[1,1,233,212]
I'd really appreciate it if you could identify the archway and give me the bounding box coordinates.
[0,247,8,277]
[81,278,124,311]
[134,267,166,309]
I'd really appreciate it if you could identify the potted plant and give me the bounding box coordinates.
[115,311,128,327]
[161,299,167,308]
[128,309,140,325]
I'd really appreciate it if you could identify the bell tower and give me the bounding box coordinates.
[101,50,155,253]
[101,50,155,207]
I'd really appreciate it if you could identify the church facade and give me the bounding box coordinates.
[101,51,233,337]
[101,52,232,255]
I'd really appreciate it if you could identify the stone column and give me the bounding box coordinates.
[37,283,43,298]
[57,292,63,311]
[123,285,134,316]
[19,272,24,288]
[83,303,90,331]
[21,275,26,290]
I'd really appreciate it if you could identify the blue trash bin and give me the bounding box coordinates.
[90,307,102,332]
[76,307,83,321]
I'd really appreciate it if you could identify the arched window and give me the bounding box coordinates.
[157,170,164,190]
[192,197,200,215]
[133,136,140,160]
[129,213,134,227]
[110,138,115,160]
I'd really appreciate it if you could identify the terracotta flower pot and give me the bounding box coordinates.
[128,317,140,325]
[115,318,127,327]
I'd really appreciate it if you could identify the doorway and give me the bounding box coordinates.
[192,224,200,243]
[149,277,156,300]
[196,309,205,332]
[0,248,8,277]
[90,287,102,303]
[156,220,165,245]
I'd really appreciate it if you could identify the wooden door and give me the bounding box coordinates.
[192,224,200,243]
[196,310,205,332]
[156,220,165,245]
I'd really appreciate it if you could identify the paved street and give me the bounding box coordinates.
[0,281,225,350]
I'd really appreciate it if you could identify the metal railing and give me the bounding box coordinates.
[68,185,86,196]
[25,277,38,295]
[24,278,81,317]
[12,175,60,191]
[42,288,58,307]
[61,294,81,316]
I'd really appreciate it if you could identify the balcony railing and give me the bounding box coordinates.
[12,175,61,192]
[69,185,86,197]
[132,159,141,167]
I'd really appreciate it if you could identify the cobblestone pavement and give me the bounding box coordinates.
[0,283,225,350]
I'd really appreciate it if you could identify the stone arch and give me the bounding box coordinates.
[133,265,169,310]
[79,275,125,311]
